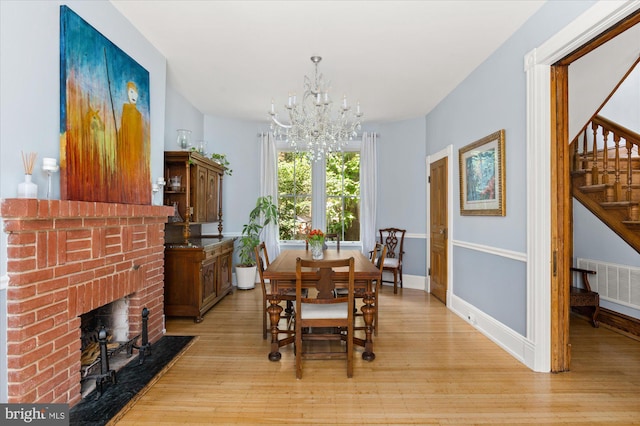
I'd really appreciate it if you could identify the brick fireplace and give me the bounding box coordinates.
[1,199,173,407]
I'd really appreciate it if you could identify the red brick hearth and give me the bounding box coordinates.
[1,199,173,407]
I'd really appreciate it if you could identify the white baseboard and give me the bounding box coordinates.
[380,273,425,291]
[449,294,537,371]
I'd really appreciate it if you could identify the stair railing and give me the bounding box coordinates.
[572,115,639,221]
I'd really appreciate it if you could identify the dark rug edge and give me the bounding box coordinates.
[69,335,198,426]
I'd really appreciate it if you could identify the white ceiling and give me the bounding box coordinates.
[110,0,546,124]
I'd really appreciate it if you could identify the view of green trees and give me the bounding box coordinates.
[277,151,360,241]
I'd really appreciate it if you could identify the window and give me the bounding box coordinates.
[277,152,312,240]
[277,146,361,242]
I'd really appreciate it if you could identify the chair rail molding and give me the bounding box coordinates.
[452,240,527,263]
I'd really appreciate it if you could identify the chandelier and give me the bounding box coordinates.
[269,56,363,161]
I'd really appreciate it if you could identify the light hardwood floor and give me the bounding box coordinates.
[117,287,640,425]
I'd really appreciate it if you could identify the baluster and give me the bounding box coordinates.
[613,134,621,202]
[581,127,589,170]
[626,140,639,221]
[591,121,599,185]
[602,128,609,184]
[572,132,579,171]
[626,140,633,203]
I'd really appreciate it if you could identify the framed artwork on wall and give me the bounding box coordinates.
[458,129,506,216]
[60,6,151,205]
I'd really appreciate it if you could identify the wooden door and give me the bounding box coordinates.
[430,157,448,304]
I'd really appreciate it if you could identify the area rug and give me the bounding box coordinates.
[69,335,196,426]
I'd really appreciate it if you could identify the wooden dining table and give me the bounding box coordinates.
[263,249,381,362]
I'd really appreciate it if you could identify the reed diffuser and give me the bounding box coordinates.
[17,151,38,198]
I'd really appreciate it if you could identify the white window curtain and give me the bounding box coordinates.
[360,132,377,255]
[260,132,280,258]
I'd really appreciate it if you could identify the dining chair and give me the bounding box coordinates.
[370,243,387,335]
[379,228,406,294]
[295,257,355,379]
[336,243,386,336]
[255,243,296,340]
[305,233,340,250]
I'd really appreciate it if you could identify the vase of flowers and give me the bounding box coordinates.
[307,229,325,260]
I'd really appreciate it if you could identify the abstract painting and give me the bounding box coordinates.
[458,129,506,216]
[60,6,150,205]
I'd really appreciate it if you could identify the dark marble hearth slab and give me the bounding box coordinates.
[70,335,194,426]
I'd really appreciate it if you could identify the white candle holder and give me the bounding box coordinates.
[152,177,166,205]
[42,158,59,200]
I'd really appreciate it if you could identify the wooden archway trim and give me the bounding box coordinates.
[549,12,639,372]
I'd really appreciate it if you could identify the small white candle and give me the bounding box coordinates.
[43,158,57,168]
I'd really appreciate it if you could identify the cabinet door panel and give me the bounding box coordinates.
[194,166,207,223]
[201,258,217,304]
[218,251,232,295]
[206,171,219,222]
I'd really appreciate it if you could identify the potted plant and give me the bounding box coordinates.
[210,153,233,176]
[236,195,278,289]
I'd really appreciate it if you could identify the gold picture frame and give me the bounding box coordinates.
[459,129,506,216]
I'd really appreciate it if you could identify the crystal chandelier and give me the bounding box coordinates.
[269,56,363,161]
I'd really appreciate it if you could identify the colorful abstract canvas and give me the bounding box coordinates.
[60,6,150,205]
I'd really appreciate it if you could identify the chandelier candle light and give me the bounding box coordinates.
[307,229,325,260]
[269,56,363,161]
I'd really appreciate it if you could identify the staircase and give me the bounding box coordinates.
[570,115,640,254]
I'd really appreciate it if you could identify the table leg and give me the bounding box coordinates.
[360,291,376,361]
[267,295,283,361]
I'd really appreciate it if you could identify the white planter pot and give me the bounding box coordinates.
[236,265,257,290]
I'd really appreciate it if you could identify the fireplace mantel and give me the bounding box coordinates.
[1,199,173,406]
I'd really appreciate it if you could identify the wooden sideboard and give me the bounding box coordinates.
[164,237,234,322]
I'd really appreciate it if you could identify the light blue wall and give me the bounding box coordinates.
[424,0,595,334]
[202,116,266,237]
[165,85,205,147]
[375,118,427,276]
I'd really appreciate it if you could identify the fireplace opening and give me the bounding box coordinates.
[79,297,140,399]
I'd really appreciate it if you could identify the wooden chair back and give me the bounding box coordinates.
[371,243,387,335]
[379,228,405,260]
[254,243,270,338]
[371,243,387,273]
[378,228,406,293]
